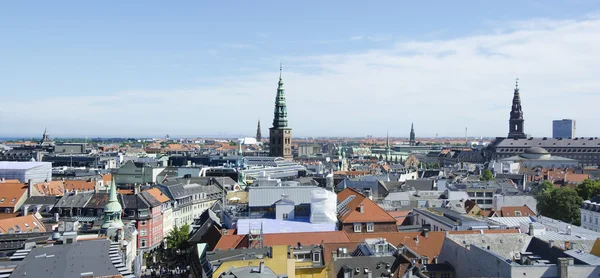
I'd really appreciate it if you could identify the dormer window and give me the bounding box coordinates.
[515,211,522,216]
[312,252,321,263]
[354,223,362,233]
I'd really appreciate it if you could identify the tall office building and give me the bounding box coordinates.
[553,119,576,139]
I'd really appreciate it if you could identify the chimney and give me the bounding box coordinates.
[565,241,571,250]
[421,229,429,238]
[548,240,554,248]
[359,203,364,214]
[134,183,140,195]
[557,257,572,278]
[528,223,534,236]
[27,179,33,198]
[1,178,5,183]
[258,261,264,273]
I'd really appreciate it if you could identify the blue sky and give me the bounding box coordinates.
[1,1,600,138]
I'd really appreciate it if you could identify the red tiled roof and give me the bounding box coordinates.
[263,231,350,247]
[34,181,65,196]
[337,188,396,223]
[500,205,536,217]
[64,180,95,192]
[0,215,46,233]
[388,210,410,225]
[346,231,446,259]
[144,188,171,203]
[0,182,27,209]
[214,234,247,250]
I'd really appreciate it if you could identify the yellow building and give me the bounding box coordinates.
[201,244,327,278]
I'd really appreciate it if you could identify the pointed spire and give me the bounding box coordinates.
[279,61,283,80]
[108,180,118,203]
[386,130,390,148]
[515,77,519,91]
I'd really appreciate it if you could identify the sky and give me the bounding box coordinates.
[1,1,600,138]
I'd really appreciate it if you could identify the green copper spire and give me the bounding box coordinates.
[101,182,124,230]
[272,63,288,128]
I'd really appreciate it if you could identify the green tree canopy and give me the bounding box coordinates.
[575,179,600,201]
[166,224,190,250]
[481,169,494,181]
[535,183,582,225]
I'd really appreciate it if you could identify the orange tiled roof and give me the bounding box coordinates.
[0,182,27,209]
[64,180,95,192]
[387,210,410,225]
[0,179,21,183]
[345,231,446,259]
[117,189,134,195]
[264,231,351,247]
[337,188,396,223]
[0,215,46,233]
[500,205,536,217]
[101,174,112,185]
[143,188,171,203]
[34,181,65,196]
[214,234,247,250]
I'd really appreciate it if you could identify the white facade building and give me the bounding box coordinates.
[0,162,52,183]
[581,199,600,232]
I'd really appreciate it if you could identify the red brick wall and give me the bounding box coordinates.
[341,222,398,234]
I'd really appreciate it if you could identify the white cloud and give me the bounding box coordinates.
[3,16,600,138]
[350,36,364,41]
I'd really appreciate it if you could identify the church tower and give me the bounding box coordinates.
[101,182,124,231]
[256,120,262,142]
[508,79,526,139]
[269,64,293,160]
[385,131,391,162]
[409,123,416,146]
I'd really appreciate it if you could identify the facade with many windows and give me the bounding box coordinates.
[581,198,600,232]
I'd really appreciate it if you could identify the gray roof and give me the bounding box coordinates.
[494,137,600,149]
[54,192,94,208]
[159,182,222,200]
[405,179,435,191]
[564,250,600,265]
[10,239,121,278]
[221,265,279,278]
[248,186,318,207]
[23,196,60,206]
[332,255,402,278]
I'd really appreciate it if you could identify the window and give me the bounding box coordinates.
[429,273,436,278]
[294,253,311,261]
[584,215,587,222]
[5,208,11,213]
[140,229,147,236]
[353,223,361,233]
[24,223,29,228]
[312,252,321,263]
[441,273,450,278]
[366,223,374,232]
[515,211,522,216]
[140,239,148,248]
[282,213,289,219]
[596,218,598,225]
[140,220,147,226]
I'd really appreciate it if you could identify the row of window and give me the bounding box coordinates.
[583,214,599,225]
[353,223,375,233]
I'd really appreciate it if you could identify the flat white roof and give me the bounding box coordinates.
[0,162,51,170]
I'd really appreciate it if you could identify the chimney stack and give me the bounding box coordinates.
[421,229,429,238]
[359,203,364,214]
[27,179,33,198]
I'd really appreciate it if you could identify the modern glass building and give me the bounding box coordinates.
[552,119,576,139]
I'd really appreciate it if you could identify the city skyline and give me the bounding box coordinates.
[2,1,600,137]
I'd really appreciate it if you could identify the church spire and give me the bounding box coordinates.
[101,182,124,230]
[508,78,526,139]
[272,63,288,129]
[256,119,262,142]
[409,123,416,146]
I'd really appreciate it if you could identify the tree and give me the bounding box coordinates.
[576,179,600,201]
[535,184,582,225]
[481,169,494,181]
[166,224,191,251]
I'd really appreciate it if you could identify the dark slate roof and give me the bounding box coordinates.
[188,208,222,243]
[84,193,109,209]
[332,255,406,278]
[54,192,94,208]
[10,239,121,278]
[140,191,162,207]
[417,170,443,178]
[23,196,60,206]
[119,194,140,210]
[405,179,435,190]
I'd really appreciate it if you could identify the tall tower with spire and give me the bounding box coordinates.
[409,123,416,146]
[508,78,526,139]
[256,120,262,142]
[385,131,391,162]
[269,63,293,160]
[101,182,124,231]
